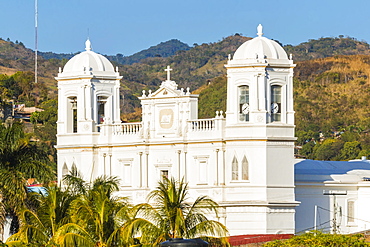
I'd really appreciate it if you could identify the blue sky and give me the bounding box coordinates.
[0,0,369,56]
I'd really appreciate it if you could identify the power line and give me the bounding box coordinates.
[296,220,331,234]
[313,205,370,233]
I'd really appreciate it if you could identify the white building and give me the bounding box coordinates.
[295,158,370,234]
[56,25,299,236]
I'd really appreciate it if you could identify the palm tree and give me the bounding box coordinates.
[5,185,75,246]
[53,175,131,247]
[6,174,132,247]
[0,123,55,239]
[124,177,229,246]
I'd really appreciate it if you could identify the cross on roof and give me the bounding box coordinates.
[165,65,172,81]
[257,24,263,37]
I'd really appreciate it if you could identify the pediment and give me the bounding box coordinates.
[151,85,181,98]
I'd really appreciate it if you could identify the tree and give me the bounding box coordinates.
[124,177,228,246]
[53,175,131,247]
[7,174,132,247]
[296,130,319,146]
[340,141,362,160]
[313,139,344,161]
[12,71,34,103]
[299,141,315,159]
[6,186,75,246]
[31,99,58,162]
[0,123,55,239]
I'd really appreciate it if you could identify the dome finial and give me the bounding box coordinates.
[257,24,263,37]
[85,39,92,51]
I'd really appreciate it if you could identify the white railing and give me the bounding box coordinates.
[189,119,215,131]
[114,122,142,135]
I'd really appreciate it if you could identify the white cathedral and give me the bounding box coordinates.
[55,25,370,236]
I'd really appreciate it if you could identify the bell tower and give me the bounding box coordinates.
[223,25,298,234]
[56,39,122,135]
[56,39,122,182]
[225,24,295,128]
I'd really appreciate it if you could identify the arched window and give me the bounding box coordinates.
[232,155,249,181]
[239,86,249,122]
[62,163,69,177]
[232,156,238,180]
[242,156,249,180]
[271,85,282,122]
[68,97,77,133]
[97,96,107,124]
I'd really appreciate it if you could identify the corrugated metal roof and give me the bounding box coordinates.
[295,159,370,175]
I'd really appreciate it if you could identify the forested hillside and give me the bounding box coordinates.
[284,36,370,61]
[118,35,249,115]
[195,55,370,160]
[1,35,370,160]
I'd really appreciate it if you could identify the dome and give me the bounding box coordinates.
[60,39,116,77]
[232,24,289,63]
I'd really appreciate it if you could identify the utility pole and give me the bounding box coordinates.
[314,205,318,232]
[323,190,347,234]
[35,0,38,84]
[332,195,338,234]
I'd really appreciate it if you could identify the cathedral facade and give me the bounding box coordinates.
[56,25,298,235]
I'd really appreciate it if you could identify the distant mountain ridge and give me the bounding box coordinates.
[107,39,191,65]
[38,51,76,60]
[38,39,191,65]
[284,36,370,61]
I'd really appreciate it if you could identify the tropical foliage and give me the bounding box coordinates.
[122,178,228,246]
[0,122,55,241]
[6,186,74,246]
[6,173,131,247]
[0,72,50,106]
[30,99,58,162]
[263,231,370,247]
[4,175,228,247]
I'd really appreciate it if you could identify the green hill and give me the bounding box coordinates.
[284,36,370,61]
[1,35,370,127]
[38,51,76,60]
[196,55,370,133]
[107,39,190,65]
[38,39,190,65]
[195,54,370,160]
[2,35,370,160]
[117,35,249,114]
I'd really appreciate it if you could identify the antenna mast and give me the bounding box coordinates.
[35,0,38,84]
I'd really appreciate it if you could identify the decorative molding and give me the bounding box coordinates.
[267,141,294,146]
[267,208,296,213]
[267,68,290,72]
[154,157,172,168]
[193,155,210,161]
[118,158,134,163]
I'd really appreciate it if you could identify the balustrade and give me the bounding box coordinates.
[189,119,215,131]
[113,123,142,135]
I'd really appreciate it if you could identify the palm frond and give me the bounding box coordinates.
[62,166,87,195]
[138,177,228,243]
[186,220,228,239]
[53,222,95,247]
